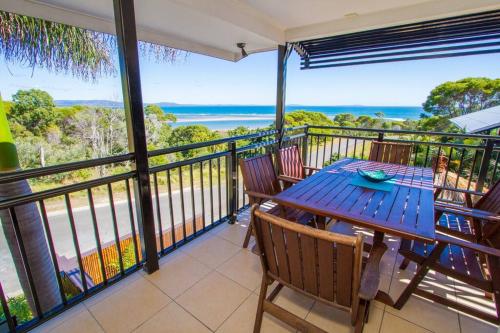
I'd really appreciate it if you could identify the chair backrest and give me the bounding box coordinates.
[475,179,500,250]
[277,145,305,179]
[239,154,281,204]
[251,205,364,314]
[369,141,412,165]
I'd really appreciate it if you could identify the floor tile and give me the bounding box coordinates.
[145,251,211,299]
[306,301,383,333]
[133,301,211,333]
[31,304,103,333]
[385,293,460,333]
[265,285,315,319]
[215,220,250,246]
[83,270,143,308]
[176,271,252,331]
[180,233,241,269]
[217,249,262,291]
[88,276,171,333]
[217,294,295,333]
[459,314,499,333]
[380,312,432,333]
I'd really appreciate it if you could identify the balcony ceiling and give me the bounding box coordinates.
[2,0,500,61]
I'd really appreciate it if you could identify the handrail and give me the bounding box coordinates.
[308,125,500,140]
[0,153,135,184]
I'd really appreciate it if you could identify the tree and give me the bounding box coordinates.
[0,10,181,317]
[284,110,334,127]
[423,77,500,118]
[9,89,57,136]
[167,125,221,159]
[144,104,177,122]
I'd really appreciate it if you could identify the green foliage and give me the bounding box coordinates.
[0,11,181,81]
[423,77,500,118]
[285,110,334,127]
[9,89,57,136]
[144,104,177,122]
[0,94,20,170]
[167,125,222,159]
[0,295,32,324]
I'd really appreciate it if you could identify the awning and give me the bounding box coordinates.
[450,105,500,133]
[296,10,500,69]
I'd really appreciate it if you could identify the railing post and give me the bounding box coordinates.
[227,141,237,224]
[113,0,158,273]
[302,126,309,164]
[476,139,494,192]
[377,132,384,142]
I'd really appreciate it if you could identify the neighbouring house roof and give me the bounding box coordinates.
[2,0,500,61]
[450,105,500,133]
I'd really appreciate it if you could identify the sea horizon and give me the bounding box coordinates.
[163,105,425,130]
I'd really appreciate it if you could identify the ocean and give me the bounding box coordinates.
[164,105,424,130]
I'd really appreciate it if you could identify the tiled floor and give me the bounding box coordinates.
[32,209,499,333]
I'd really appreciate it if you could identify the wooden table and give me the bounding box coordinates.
[273,158,436,243]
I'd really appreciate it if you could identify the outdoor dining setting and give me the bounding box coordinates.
[239,141,500,332]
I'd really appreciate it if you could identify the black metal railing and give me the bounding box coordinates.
[0,124,498,332]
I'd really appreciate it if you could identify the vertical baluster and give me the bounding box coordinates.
[64,195,88,293]
[345,138,349,157]
[107,184,124,276]
[315,135,320,168]
[125,179,140,264]
[361,139,366,160]
[467,150,480,190]
[454,149,466,189]
[178,166,187,240]
[424,145,431,167]
[199,161,206,231]
[39,200,67,302]
[209,159,214,225]
[329,136,335,164]
[308,134,313,166]
[432,146,442,184]
[352,139,357,158]
[86,190,108,285]
[412,144,419,166]
[217,157,222,221]
[442,147,454,187]
[0,283,16,331]
[166,169,176,247]
[189,164,197,235]
[321,136,327,167]
[153,173,164,252]
[337,137,342,161]
[491,150,500,183]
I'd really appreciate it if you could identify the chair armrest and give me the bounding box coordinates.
[358,243,387,301]
[435,203,500,223]
[278,175,302,184]
[436,234,500,258]
[304,166,321,171]
[245,190,274,201]
[433,186,483,206]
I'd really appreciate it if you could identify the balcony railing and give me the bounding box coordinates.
[0,125,498,332]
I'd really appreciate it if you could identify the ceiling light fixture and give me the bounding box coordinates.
[237,42,248,58]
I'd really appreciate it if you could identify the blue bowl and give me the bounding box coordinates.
[357,169,396,183]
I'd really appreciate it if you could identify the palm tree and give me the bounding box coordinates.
[0,10,180,316]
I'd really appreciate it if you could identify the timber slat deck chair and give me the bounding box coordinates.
[277,144,320,185]
[368,141,412,165]
[239,154,314,248]
[251,205,387,333]
[396,179,500,324]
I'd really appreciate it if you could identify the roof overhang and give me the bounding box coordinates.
[1,0,500,61]
[450,106,500,133]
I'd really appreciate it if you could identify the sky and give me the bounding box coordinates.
[1,47,499,106]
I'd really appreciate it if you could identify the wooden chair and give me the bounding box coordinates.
[251,205,387,333]
[239,154,314,248]
[396,179,500,324]
[369,141,412,165]
[277,144,320,184]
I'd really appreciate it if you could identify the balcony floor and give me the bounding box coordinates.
[32,208,498,333]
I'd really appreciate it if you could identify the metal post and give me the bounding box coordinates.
[476,139,494,192]
[302,126,309,164]
[276,44,292,148]
[377,132,384,142]
[113,0,158,273]
[227,141,237,224]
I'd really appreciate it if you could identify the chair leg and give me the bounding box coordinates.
[254,276,269,333]
[394,242,446,309]
[243,223,253,248]
[354,300,367,333]
[399,258,410,270]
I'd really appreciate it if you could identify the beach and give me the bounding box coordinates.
[165,105,424,130]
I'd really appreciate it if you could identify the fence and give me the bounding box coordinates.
[0,124,498,332]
